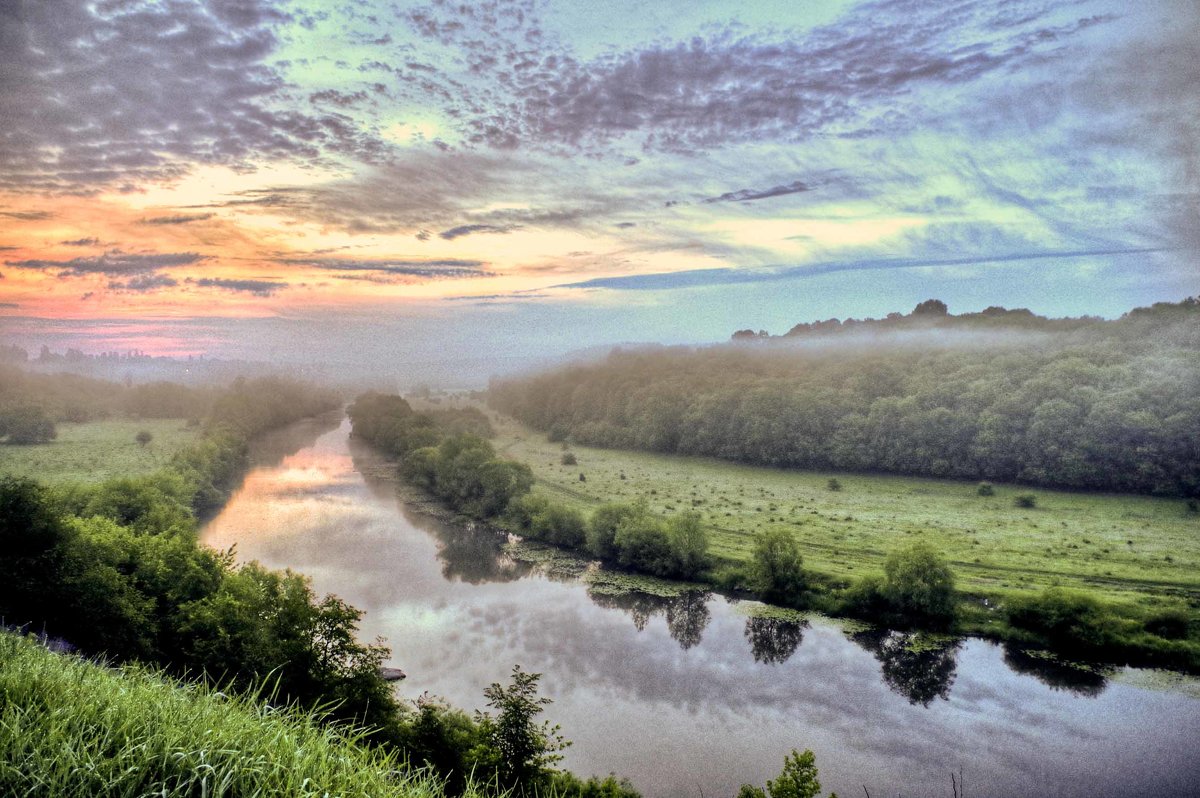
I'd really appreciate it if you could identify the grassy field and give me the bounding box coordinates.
[0,419,200,485]
[466,405,1199,614]
[0,632,478,798]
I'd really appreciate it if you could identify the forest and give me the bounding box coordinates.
[489,298,1200,497]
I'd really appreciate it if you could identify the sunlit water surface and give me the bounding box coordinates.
[201,416,1200,798]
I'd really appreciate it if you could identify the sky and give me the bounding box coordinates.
[0,0,1197,378]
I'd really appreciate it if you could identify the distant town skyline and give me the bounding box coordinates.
[1,0,1196,366]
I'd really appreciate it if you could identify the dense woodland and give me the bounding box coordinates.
[489,298,1200,497]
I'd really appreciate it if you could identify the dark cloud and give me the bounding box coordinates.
[309,89,370,107]
[0,210,52,221]
[5,251,206,276]
[60,238,101,246]
[279,257,491,279]
[190,277,285,296]
[614,222,637,229]
[139,214,214,226]
[556,247,1164,291]
[108,274,179,292]
[0,302,17,308]
[0,0,384,193]
[702,180,813,204]
[439,223,521,240]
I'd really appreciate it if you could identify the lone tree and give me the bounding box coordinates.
[135,430,153,447]
[883,541,956,622]
[476,665,569,789]
[750,528,807,606]
[912,298,949,316]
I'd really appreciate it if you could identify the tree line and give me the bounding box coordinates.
[489,298,1200,497]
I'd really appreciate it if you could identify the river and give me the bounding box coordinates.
[200,414,1200,798]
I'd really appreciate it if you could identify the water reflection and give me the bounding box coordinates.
[588,588,713,650]
[745,616,808,665]
[851,629,961,707]
[1001,644,1109,698]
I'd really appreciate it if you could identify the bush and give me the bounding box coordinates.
[547,423,569,443]
[665,511,709,579]
[881,542,956,623]
[826,478,841,492]
[1015,494,1037,508]
[1004,588,1129,652]
[529,503,588,548]
[561,452,577,466]
[2,405,57,444]
[136,430,153,447]
[614,514,674,576]
[588,502,643,560]
[976,481,994,496]
[749,528,806,606]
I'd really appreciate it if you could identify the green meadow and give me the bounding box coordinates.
[487,411,1200,613]
[0,419,200,485]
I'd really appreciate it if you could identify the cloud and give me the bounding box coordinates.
[439,223,521,240]
[702,180,813,204]
[0,0,383,193]
[555,247,1165,291]
[108,274,179,292]
[0,302,17,308]
[60,238,100,247]
[5,251,206,276]
[399,0,1119,154]
[139,214,214,226]
[279,257,492,280]
[189,277,285,296]
[0,210,52,221]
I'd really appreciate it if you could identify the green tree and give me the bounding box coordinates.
[767,749,822,798]
[750,528,807,605]
[588,501,643,560]
[666,510,710,578]
[475,665,569,791]
[136,430,153,447]
[882,542,956,622]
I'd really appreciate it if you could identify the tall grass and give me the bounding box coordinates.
[0,631,483,798]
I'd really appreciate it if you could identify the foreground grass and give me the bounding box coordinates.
[474,407,1200,622]
[0,419,200,485]
[0,631,478,798]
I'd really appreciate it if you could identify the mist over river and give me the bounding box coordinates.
[201,414,1200,798]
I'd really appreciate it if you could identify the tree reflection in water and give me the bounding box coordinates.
[589,588,713,650]
[1001,644,1109,698]
[744,616,808,665]
[429,522,534,585]
[851,628,961,706]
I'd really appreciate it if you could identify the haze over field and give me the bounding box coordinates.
[1,0,1197,373]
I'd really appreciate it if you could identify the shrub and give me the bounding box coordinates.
[2,405,57,444]
[1015,494,1037,508]
[136,430,153,447]
[547,423,569,443]
[976,481,994,496]
[826,478,841,492]
[614,514,674,576]
[749,528,806,606]
[588,502,643,560]
[529,504,587,548]
[561,452,577,466]
[1004,588,1128,651]
[882,542,956,622]
[665,511,709,579]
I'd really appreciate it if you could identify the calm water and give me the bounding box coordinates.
[201,415,1200,798]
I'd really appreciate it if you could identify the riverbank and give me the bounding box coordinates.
[366,398,1200,673]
